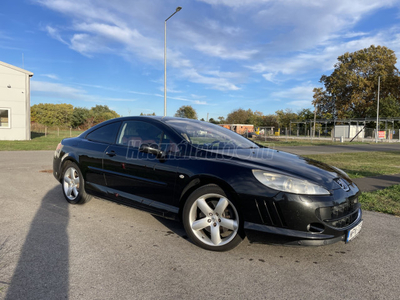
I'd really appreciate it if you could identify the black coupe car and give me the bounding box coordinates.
[53,116,362,251]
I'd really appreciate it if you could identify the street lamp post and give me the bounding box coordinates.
[375,76,380,143]
[164,6,182,116]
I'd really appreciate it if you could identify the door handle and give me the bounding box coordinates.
[106,151,116,157]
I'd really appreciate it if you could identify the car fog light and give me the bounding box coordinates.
[307,223,325,233]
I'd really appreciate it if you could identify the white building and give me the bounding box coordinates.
[0,61,33,140]
[334,125,365,139]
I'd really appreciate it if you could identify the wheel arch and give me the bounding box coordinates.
[58,153,79,182]
[178,175,240,221]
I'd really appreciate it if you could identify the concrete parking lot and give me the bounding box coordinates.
[0,151,400,299]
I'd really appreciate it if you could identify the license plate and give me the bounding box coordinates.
[346,220,363,243]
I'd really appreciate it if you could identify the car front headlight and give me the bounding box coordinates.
[252,170,330,195]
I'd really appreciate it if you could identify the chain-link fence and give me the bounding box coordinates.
[257,125,400,142]
[31,123,83,138]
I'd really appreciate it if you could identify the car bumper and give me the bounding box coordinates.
[239,184,362,245]
[53,150,62,182]
[244,208,362,246]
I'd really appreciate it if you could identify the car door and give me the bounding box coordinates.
[78,121,121,194]
[102,120,180,216]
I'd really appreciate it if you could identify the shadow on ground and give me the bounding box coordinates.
[31,132,45,139]
[5,186,70,300]
[151,215,309,248]
[152,215,189,240]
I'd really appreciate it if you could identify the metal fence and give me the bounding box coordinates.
[257,126,400,142]
[31,123,83,138]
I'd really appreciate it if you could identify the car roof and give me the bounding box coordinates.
[101,116,205,125]
[86,116,202,131]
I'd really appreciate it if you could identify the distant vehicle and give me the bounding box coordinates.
[242,132,259,138]
[53,116,362,251]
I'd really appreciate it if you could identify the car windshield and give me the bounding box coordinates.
[165,119,259,149]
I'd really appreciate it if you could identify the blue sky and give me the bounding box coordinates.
[1,0,400,120]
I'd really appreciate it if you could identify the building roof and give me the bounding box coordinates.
[0,61,33,76]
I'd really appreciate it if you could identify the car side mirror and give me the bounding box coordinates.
[139,144,164,158]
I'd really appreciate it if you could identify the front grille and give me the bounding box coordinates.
[316,196,360,229]
[254,199,287,227]
[326,212,359,228]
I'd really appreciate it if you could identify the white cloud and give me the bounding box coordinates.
[34,0,400,103]
[37,0,124,26]
[45,26,68,45]
[42,74,59,80]
[194,43,258,60]
[342,31,368,39]
[181,68,240,91]
[169,96,208,105]
[31,80,136,102]
[271,84,314,102]
[248,26,400,78]
[0,30,12,40]
[190,94,207,99]
[262,73,276,83]
[286,100,313,108]
[203,19,243,36]
[198,0,272,8]
[31,80,85,97]
[128,89,209,105]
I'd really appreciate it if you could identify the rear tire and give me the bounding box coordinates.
[61,161,92,204]
[182,184,244,251]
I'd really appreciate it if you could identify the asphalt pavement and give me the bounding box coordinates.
[353,174,400,192]
[0,150,400,300]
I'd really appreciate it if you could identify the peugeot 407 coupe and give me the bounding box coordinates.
[53,116,363,251]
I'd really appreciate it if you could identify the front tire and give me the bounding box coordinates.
[183,184,244,251]
[61,161,92,204]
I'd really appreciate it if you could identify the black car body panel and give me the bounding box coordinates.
[53,116,362,246]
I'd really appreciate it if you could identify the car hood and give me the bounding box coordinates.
[204,147,350,191]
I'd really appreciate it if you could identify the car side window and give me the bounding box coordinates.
[86,122,121,144]
[117,121,162,147]
[117,121,179,154]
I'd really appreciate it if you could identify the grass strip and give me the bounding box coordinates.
[0,131,82,151]
[304,151,400,179]
[359,185,400,216]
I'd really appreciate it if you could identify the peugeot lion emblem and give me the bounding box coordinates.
[336,178,350,191]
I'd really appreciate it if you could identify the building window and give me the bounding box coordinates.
[0,108,10,128]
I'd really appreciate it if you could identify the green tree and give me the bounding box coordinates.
[174,105,198,119]
[209,118,218,124]
[71,107,90,128]
[31,103,73,127]
[88,105,120,127]
[313,45,400,118]
[247,110,264,127]
[261,114,279,127]
[275,108,298,128]
[226,108,252,124]
[378,95,400,118]
[297,108,314,121]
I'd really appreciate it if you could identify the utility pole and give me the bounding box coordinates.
[164,7,182,116]
[375,76,380,143]
[313,106,317,138]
